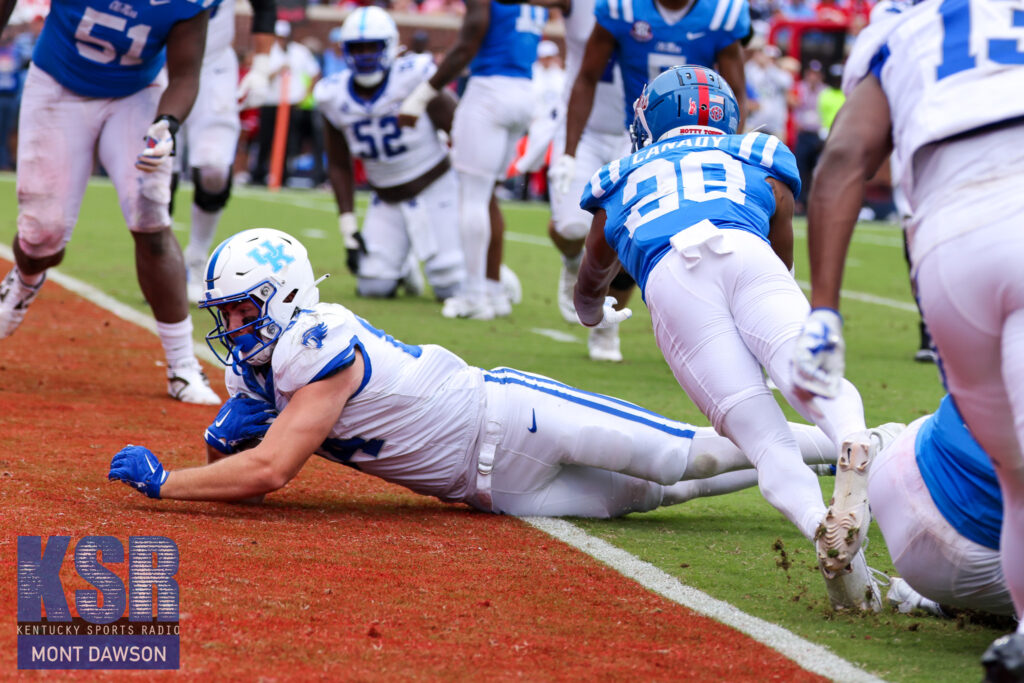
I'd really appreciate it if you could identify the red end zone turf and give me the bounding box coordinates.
[0,268,825,681]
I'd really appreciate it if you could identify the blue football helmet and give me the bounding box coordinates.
[199,229,322,370]
[630,65,741,150]
[339,7,399,88]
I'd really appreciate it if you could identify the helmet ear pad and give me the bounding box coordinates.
[632,65,741,148]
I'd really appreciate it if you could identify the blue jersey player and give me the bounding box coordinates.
[0,0,221,405]
[575,66,876,611]
[399,0,564,320]
[551,0,750,362]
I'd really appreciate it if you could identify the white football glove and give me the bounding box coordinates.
[548,154,575,197]
[237,53,272,109]
[398,81,438,125]
[579,296,632,330]
[791,308,845,398]
[135,118,176,173]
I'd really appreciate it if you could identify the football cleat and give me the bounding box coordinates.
[500,264,522,305]
[588,323,623,362]
[0,268,44,338]
[490,291,512,318]
[557,261,580,324]
[816,430,875,577]
[982,633,1024,683]
[441,294,494,321]
[821,548,881,612]
[167,358,221,405]
[870,422,907,453]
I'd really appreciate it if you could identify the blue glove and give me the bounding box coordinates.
[109,445,168,499]
[204,394,278,454]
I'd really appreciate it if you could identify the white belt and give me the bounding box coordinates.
[474,415,502,512]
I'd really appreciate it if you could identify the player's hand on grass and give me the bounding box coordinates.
[578,296,632,329]
[338,213,366,276]
[204,394,278,455]
[135,117,178,173]
[108,445,168,499]
[792,307,845,398]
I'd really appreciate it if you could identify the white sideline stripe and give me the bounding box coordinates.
[0,244,220,366]
[523,517,884,683]
[796,280,919,313]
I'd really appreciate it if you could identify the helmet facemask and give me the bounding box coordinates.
[344,39,390,87]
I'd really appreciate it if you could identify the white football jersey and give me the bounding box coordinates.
[224,302,485,502]
[844,0,1024,200]
[314,53,448,188]
[562,0,626,136]
[205,0,236,63]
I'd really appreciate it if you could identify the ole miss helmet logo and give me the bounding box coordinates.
[709,105,724,121]
[688,99,697,115]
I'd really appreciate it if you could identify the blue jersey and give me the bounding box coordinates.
[580,131,799,293]
[33,0,219,98]
[916,395,1003,550]
[595,0,750,127]
[468,1,547,80]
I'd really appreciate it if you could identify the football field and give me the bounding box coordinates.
[0,173,1010,680]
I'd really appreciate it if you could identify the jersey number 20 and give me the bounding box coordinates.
[622,150,745,235]
[75,8,151,65]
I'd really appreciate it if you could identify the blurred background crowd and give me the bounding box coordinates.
[0,0,894,220]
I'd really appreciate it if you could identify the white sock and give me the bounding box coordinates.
[156,317,196,369]
[185,206,222,266]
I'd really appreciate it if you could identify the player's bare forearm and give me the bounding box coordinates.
[574,211,619,325]
[807,76,892,310]
[429,0,489,89]
[205,444,267,504]
[323,119,356,214]
[767,177,794,270]
[566,25,614,156]
[159,10,211,122]
[161,361,362,501]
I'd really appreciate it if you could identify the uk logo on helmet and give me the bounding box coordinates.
[248,242,295,273]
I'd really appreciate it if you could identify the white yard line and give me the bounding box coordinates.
[0,240,883,680]
[525,517,884,683]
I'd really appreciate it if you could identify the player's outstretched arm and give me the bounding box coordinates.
[110,354,365,502]
[564,24,615,158]
[806,75,893,311]
[426,90,459,135]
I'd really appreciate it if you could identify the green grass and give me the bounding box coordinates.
[0,173,1005,681]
